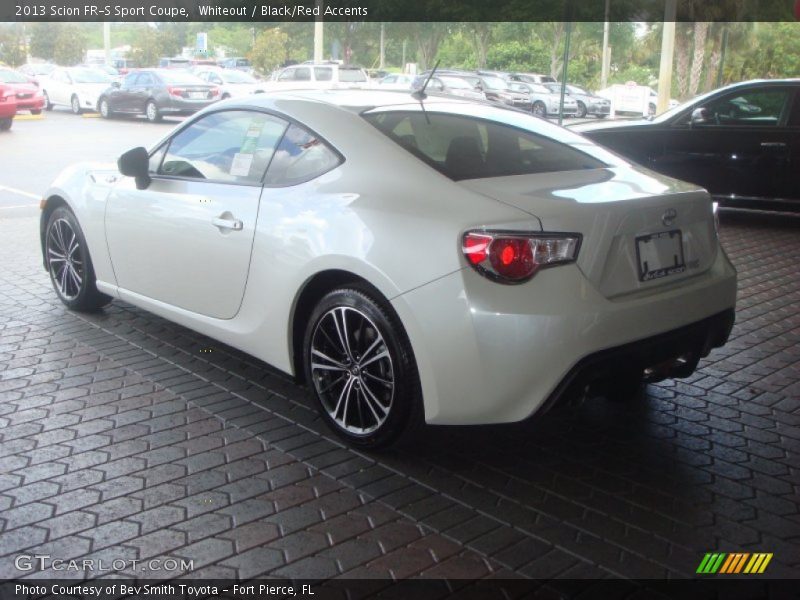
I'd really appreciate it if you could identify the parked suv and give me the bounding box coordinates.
[268,63,370,90]
[508,72,557,84]
[508,81,578,118]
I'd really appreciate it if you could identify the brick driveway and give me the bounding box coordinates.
[0,210,798,582]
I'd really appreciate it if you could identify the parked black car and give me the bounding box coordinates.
[98,69,220,123]
[572,79,800,212]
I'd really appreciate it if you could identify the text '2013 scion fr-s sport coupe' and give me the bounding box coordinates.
[41,90,737,448]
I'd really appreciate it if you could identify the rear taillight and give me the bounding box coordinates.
[462,230,581,284]
[167,86,184,97]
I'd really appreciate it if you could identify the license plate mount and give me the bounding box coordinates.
[636,229,686,282]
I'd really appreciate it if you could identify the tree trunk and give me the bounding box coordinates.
[674,25,691,98]
[689,21,709,97]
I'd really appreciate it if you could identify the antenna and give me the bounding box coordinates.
[412,59,441,101]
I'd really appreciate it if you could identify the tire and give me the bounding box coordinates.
[30,109,42,116]
[0,118,11,131]
[532,101,547,117]
[221,93,231,100]
[576,101,587,118]
[70,94,82,115]
[43,90,52,110]
[597,114,608,119]
[99,97,113,119]
[45,207,112,312]
[145,100,162,123]
[303,286,422,449]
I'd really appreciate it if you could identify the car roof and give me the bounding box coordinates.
[241,89,480,112]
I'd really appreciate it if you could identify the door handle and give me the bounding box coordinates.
[212,216,243,231]
[760,142,787,148]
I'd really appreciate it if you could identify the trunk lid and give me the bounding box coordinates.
[460,166,718,299]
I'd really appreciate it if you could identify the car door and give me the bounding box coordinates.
[49,69,70,106]
[779,86,800,203]
[110,72,141,112]
[659,86,793,201]
[104,109,289,319]
[130,71,157,113]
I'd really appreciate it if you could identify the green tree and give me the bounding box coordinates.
[0,26,26,67]
[249,27,288,76]
[29,23,60,61]
[53,24,87,66]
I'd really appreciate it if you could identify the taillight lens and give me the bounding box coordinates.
[462,230,581,284]
[209,87,220,97]
[167,86,184,97]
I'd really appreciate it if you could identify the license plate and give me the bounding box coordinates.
[189,92,206,99]
[636,230,686,282]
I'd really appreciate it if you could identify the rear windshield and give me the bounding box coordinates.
[338,68,367,83]
[364,111,605,180]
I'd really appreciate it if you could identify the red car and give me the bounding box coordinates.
[0,68,45,115]
[0,84,18,131]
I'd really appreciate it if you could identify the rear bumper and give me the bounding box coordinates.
[537,308,735,415]
[162,98,218,113]
[393,246,737,425]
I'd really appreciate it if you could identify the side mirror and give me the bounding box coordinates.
[118,147,151,190]
[112,80,121,88]
[691,107,712,125]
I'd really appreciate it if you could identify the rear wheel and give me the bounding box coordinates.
[304,286,421,449]
[45,207,112,312]
[145,100,162,123]
[70,94,82,115]
[99,98,113,119]
[30,109,42,116]
[0,118,11,131]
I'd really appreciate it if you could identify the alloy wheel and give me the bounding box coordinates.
[47,218,84,300]
[310,306,394,435]
[71,95,81,114]
[146,102,158,122]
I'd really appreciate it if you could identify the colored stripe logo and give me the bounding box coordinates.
[696,553,773,574]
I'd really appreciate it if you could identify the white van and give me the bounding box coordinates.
[267,63,370,90]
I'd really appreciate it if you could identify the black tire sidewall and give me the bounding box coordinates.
[303,287,419,449]
[577,101,587,118]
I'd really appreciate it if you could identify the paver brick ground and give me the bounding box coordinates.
[0,209,799,581]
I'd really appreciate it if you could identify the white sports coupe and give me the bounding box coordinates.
[41,90,737,448]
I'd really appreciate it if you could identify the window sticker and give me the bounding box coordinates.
[230,153,254,177]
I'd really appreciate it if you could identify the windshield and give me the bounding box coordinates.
[338,68,367,83]
[0,69,30,84]
[482,77,508,91]
[440,76,472,89]
[159,71,205,85]
[223,70,257,83]
[70,69,113,84]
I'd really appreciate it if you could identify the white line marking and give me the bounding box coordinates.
[0,185,40,200]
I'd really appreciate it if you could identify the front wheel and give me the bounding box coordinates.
[70,95,82,115]
[43,90,52,110]
[145,100,162,123]
[45,207,112,312]
[304,287,421,449]
[576,101,587,118]
[0,118,11,131]
[30,109,42,116]
[532,101,547,117]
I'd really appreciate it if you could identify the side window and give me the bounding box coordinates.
[314,67,333,81]
[265,124,342,186]
[789,93,800,127]
[159,111,288,184]
[294,67,311,82]
[429,78,444,92]
[278,68,295,82]
[148,144,166,173]
[122,73,138,88]
[137,73,155,87]
[704,89,790,126]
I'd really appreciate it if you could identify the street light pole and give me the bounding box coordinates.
[600,0,610,90]
[656,0,677,114]
[558,21,572,127]
[313,0,324,62]
[103,22,111,65]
